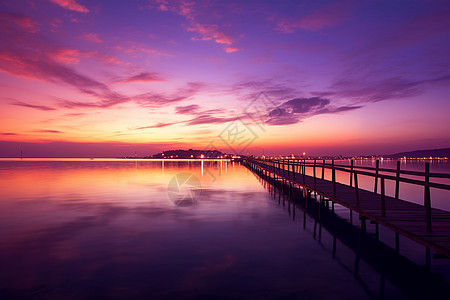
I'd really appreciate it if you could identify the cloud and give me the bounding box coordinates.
[50,48,83,64]
[114,72,164,84]
[175,104,200,114]
[265,97,361,125]
[186,115,240,125]
[33,129,63,133]
[187,23,233,45]
[50,0,90,13]
[0,14,109,93]
[134,122,178,130]
[326,74,450,104]
[136,81,206,107]
[0,132,17,136]
[275,0,356,33]
[225,47,239,53]
[81,33,102,43]
[149,0,237,52]
[58,91,129,108]
[0,12,40,32]
[114,44,172,57]
[11,100,56,111]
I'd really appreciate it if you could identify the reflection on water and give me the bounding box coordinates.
[0,159,449,299]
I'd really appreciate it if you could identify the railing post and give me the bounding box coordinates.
[332,159,336,197]
[395,161,400,199]
[322,159,325,180]
[354,171,359,206]
[424,162,432,232]
[292,160,295,181]
[278,160,281,176]
[313,159,316,189]
[303,159,306,175]
[381,177,386,217]
[302,159,306,184]
[350,159,354,187]
[374,159,379,193]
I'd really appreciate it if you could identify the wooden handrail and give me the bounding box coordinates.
[260,158,450,190]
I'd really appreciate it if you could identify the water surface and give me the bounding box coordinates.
[0,159,449,299]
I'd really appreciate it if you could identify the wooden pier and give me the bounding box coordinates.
[242,157,450,257]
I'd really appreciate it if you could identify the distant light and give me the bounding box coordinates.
[200,154,204,158]
[191,155,193,158]
[303,152,306,156]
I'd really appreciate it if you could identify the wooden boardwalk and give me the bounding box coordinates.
[243,158,450,257]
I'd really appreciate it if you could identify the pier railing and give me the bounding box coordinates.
[246,157,450,232]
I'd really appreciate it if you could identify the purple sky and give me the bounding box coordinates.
[1,0,449,157]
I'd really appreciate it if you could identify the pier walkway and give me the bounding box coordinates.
[242,157,450,257]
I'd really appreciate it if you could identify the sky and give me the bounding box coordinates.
[0,0,449,157]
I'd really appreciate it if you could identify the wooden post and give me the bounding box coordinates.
[303,159,306,175]
[292,160,295,181]
[395,161,400,199]
[381,177,386,217]
[424,162,432,232]
[322,159,325,180]
[374,159,379,193]
[313,159,317,189]
[302,159,306,184]
[354,171,359,206]
[332,160,336,197]
[350,159,354,187]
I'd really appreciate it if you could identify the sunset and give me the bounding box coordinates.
[1,0,449,157]
[1,1,450,299]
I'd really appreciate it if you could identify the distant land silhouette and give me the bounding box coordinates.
[386,148,450,159]
[151,149,226,159]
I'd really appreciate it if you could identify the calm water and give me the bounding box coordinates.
[0,159,449,299]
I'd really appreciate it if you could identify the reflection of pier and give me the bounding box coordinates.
[252,168,450,299]
[243,157,450,257]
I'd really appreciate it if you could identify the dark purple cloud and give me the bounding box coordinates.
[114,72,164,84]
[175,104,200,114]
[11,100,56,111]
[266,97,362,125]
[0,132,17,136]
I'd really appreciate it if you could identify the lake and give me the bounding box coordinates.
[0,159,449,299]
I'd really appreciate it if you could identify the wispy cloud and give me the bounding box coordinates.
[149,0,238,52]
[174,104,200,114]
[188,23,233,45]
[114,44,172,57]
[80,33,102,43]
[186,115,240,126]
[134,122,178,130]
[327,75,450,104]
[225,47,239,53]
[50,48,85,64]
[0,12,40,32]
[114,72,165,84]
[0,132,17,136]
[275,0,356,33]
[50,0,90,13]
[11,100,56,111]
[33,129,63,133]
